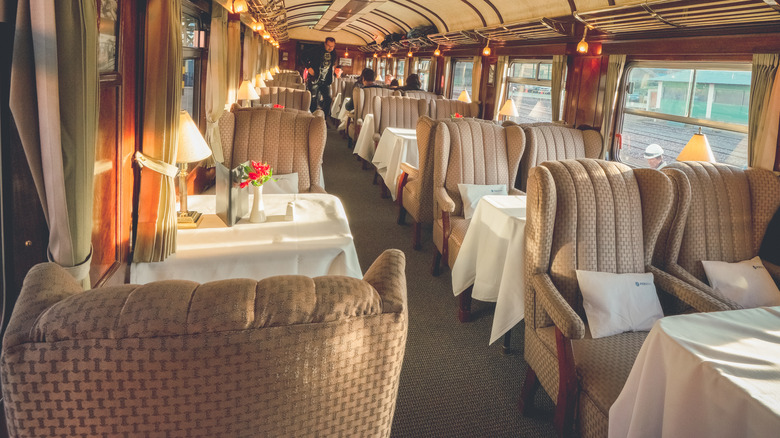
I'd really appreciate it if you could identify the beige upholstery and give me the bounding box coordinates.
[401,116,439,225]
[350,86,399,140]
[331,77,357,99]
[429,98,480,120]
[517,125,602,191]
[372,96,430,143]
[254,86,312,112]
[2,250,408,438]
[523,159,680,437]
[402,90,442,101]
[432,119,525,268]
[659,162,780,310]
[218,106,327,193]
[265,73,304,90]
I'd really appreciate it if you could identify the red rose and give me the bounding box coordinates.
[240,181,249,188]
[248,172,260,180]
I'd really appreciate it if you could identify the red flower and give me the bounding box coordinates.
[273,104,284,109]
[454,112,463,118]
[240,180,249,188]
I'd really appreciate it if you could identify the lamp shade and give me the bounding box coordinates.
[458,90,471,103]
[265,71,274,81]
[237,80,260,101]
[255,74,267,88]
[499,99,519,117]
[677,127,716,162]
[177,111,212,164]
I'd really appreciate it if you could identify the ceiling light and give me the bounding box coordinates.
[387,52,392,58]
[482,40,491,56]
[577,27,589,54]
[232,0,248,13]
[262,31,270,39]
[434,45,441,56]
[373,53,378,58]
[407,49,413,58]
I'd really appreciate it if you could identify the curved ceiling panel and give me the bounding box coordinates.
[287,28,368,45]
[496,2,573,26]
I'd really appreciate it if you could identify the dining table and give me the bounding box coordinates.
[371,127,418,201]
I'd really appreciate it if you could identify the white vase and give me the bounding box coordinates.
[249,184,266,223]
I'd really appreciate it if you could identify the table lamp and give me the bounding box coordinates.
[458,90,471,103]
[255,74,267,88]
[177,110,213,228]
[677,127,716,162]
[237,80,259,107]
[498,99,519,121]
[265,71,274,81]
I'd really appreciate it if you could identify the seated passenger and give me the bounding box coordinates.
[346,68,383,111]
[401,74,422,92]
[389,79,400,90]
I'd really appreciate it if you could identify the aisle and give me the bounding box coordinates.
[320,125,557,438]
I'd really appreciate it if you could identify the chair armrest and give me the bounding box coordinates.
[531,273,585,340]
[373,133,381,143]
[363,249,407,315]
[356,118,363,126]
[399,162,418,180]
[648,265,734,312]
[434,187,455,213]
[508,187,525,196]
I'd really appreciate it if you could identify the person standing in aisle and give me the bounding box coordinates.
[304,37,336,116]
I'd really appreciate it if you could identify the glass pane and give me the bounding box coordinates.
[618,113,748,168]
[625,67,693,117]
[418,59,431,91]
[509,62,536,79]
[505,82,552,123]
[396,59,405,81]
[181,58,195,115]
[182,14,198,48]
[538,63,552,81]
[450,61,473,99]
[690,70,751,125]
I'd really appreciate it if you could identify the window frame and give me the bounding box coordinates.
[502,58,555,123]
[415,57,432,91]
[448,57,474,99]
[181,4,208,124]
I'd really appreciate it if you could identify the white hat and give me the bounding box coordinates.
[644,144,664,159]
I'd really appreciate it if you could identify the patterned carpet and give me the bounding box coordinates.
[320,125,557,438]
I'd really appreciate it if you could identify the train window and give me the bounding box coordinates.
[416,58,431,91]
[450,59,474,99]
[180,9,205,120]
[396,59,406,84]
[504,60,554,123]
[618,62,750,168]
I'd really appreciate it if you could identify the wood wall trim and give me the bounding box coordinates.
[601,32,780,55]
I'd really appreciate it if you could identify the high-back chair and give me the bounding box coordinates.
[520,159,710,437]
[397,116,439,249]
[265,78,305,90]
[431,119,525,276]
[372,96,429,143]
[402,90,442,101]
[253,86,312,112]
[659,161,780,309]
[429,98,479,120]
[1,250,408,437]
[218,106,326,193]
[350,86,398,141]
[517,125,602,191]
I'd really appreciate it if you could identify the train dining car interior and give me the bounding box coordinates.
[1,0,780,436]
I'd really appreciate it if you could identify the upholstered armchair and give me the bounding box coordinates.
[429,98,480,120]
[516,125,602,191]
[349,86,399,142]
[372,96,429,143]
[658,161,780,310]
[397,116,439,250]
[265,74,305,90]
[218,106,326,193]
[402,90,443,101]
[431,119,525,276]
[520,159,712,437]
[2,250,408,437]
[253,86,312,112]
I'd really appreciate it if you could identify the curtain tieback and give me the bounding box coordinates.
[49,246,92,282]
[134,151,179,178]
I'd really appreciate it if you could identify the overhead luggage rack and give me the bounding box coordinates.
[574,0,780,34]
[427,31,482,47]
[474,18,572,41]
[248,0,289,42]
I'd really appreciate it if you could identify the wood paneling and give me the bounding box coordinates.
[565,50,608,129]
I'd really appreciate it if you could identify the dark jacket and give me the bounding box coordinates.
[304,45,334,85]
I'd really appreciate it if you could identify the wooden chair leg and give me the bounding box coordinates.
[458,286,472,322]
[431,250,442,276]
[380,183,390,198]
[397,206,407,225]
[554,327,578,438]
[412,222,421,250]
[373,170,379,184]
[362,159,369,170]
[518,367,539,416]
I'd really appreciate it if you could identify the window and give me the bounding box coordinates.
[504,60,555,124]
[378,58,387,82]
[416,58,431,91]
[617,62,750,168]
[181,7,207,120]
[396,59,406,84]
[450,59,473,99]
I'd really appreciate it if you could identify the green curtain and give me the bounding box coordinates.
[471,56,482,103]
[205,6,227,164]
[600,54,626,160]
[492,55,509,120]
[9,0,98,288]
[133,0,182,262]
[226,18,241,104]
[748,54,780,170]
[551,54,567,122]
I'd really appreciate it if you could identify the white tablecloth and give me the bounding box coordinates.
[609,306,780,438]
[353,113,375,161]
[330,92,342,117]
[131,193,362,284]
[372,127,418,201]
[451,195,527,344]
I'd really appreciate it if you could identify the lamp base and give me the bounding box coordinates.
[177,211,204,229]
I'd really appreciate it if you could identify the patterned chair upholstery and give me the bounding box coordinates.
[349,86,398,141]
[516,125,602,191]
[265,74,304,90]
[253,86,312,112]
[432,119,525,275]
[1,250,408,438]
[401,90,442,101]
[658,161,780,310]
[398,116,438,249]
[520,159,705,437]
[372,96,429,143]
[218,106,326,193]
[429,98,479,120]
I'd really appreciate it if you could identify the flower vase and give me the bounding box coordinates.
[249,184,266,223]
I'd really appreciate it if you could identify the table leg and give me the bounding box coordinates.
[502,331,512,354]
[458,286,472,323]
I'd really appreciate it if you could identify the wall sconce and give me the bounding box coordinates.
[344,49,349,57]
[482,40,491,56]
[262,31,270,39]
[577,27,589,54]
[407,49,413,58]
[231,0,248,13]
[434,45,441,56]
[251,21,263,32]
[677,127,716,162]
[373,53,378,58]
[387,52,392,58]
